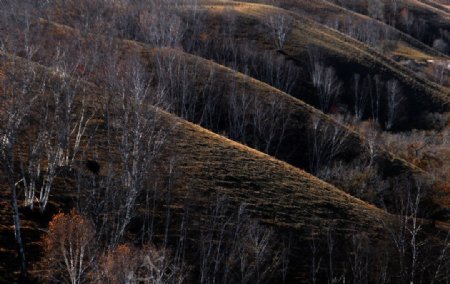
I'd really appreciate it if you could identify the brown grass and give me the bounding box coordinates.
[0,5,449,281]
[0,50,391,281]
[391,41,438,60]
[4,17,435,205]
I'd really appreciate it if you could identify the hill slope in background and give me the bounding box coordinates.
[188,2,449,115]
[324,0,450,47]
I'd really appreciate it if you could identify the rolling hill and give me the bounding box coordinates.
[0,50,391,282]
[0,16,438,210]
[0,0,449,283]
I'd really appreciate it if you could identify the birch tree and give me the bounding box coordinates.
[42,210,95,284]
[264,13,293,51]
[309,58,343,113]
[308,117,349,175]
[99,58,168,246]
[0,60,41,279]
[385,79,404,130]
[352,73,369,121]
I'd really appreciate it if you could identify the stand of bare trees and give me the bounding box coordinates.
[0,60,39,279]
[308,116,349,176]
[85,58,169,247]
[198,200,284,284]
[385,79,404,130]
[307,49,343,113]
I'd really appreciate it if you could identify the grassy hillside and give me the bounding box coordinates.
[0,50,391,282]
[255,0,447,59]
[0,1,448,283]
[1,17,439,210]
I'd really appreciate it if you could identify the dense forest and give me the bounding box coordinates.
[0,0,449,283]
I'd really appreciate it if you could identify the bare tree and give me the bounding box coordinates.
[382,177,429,283]
[228,81,253,145]
[198,195,230,284]
[308,52,343,113]
[114,67,165,245]
[16,50,95,212]
[264,12,293,51]
[385,79,404,130]
[371,74,383,124]
[198,200,282,284]
[352,74,369,121]
[310,232,322,284]
[251,51,300,95]
[0,59,41,278]
[252,93,291,155]
[93,57,169,247]
[327,227,336,284]
[349,232,369,284]
[138,5,184,48]
[431,228,450,284]
[359,121,380,167]
[368,0,385,22]
[308,116,349,175]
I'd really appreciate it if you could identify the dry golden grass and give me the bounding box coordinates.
[391,41,438,60]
